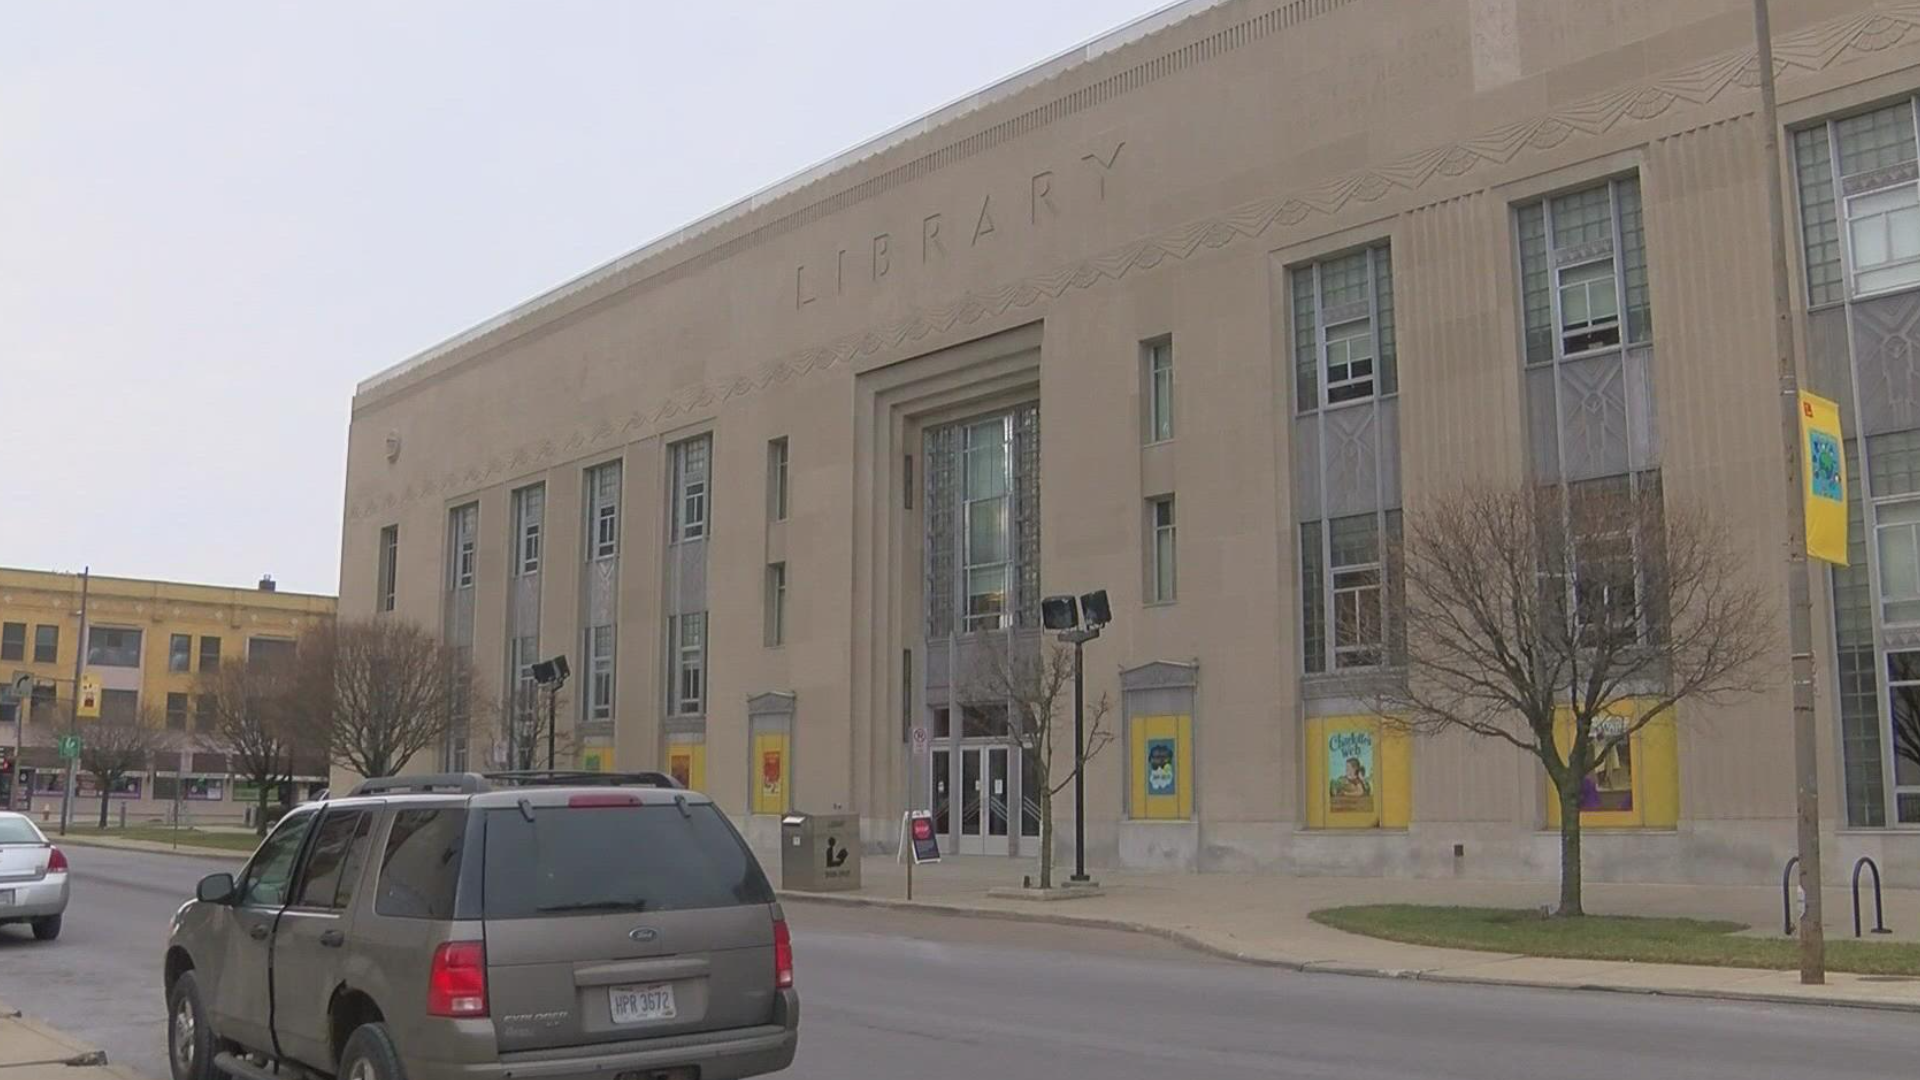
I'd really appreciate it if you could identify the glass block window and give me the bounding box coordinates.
[1798,100,1920,299]
[672,436,711,542]
[1301,522,1326,675]
[963,416,1013,633]
[1833,440,1886,826]
[512,484,544,577]
[1518,177,1648,364]
[586,460,622,560]
[1795,124,1843,307]
[1291,244,1395,410]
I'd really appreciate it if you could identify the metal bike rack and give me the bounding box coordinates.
[1781,855,1800,936]
[1851,856,1893,938]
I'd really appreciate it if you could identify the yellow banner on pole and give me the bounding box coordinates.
[1800,391,1848,566]
[77,673,101,718]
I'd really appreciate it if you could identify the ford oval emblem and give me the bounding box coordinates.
[628,927,659,943]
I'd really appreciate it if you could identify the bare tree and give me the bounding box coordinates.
[966,639,1114,890]
[312,618,481,781]
[1384,481,1771,916]
[199,659,300,835]
[79,706,161,828]
[496,678,578,772]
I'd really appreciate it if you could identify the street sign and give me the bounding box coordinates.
[77,675,101,719]
[911,726,927,753]
[903,810,941,865]
[58,734,82,761]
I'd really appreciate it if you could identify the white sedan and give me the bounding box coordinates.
[0,811,69,941]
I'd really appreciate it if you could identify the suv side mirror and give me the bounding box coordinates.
[196,872,236,905]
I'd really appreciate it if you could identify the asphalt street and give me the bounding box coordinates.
[5,846,1920,1080]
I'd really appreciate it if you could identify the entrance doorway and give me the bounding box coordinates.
[930,744,1035,856]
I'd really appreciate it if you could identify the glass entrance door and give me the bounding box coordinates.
[954,745,1010,855]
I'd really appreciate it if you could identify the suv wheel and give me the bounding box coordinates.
[167,972,218,1080]
[338,1023,406,1080]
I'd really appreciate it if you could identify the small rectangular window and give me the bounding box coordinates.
[87,627,142,668]
[195,694,215,731]
[0,623,24,662]
[586,461,622,560]
[672,437,710,542]
[1517,178,1643,363]
[766,563,788,647]
[101,688,138,724]
[1293,245,1394,410]
[166,692,188,730]
[376,808,467,919]
[1329,515,1384,670]
[32,625,57,665]
[1148,497,1177,603]
[1145,339,1174,443]
[768,438,790,522]
[377,525,399,612]
[169,634,192,673]
[200,636,222,673]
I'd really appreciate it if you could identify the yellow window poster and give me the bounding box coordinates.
[751,732,789,815]
[1129,715,1192,821]
[1304,716,1410,829]
[581,747,613,773]
[1800,390,1848,566]
[667,739,706,793]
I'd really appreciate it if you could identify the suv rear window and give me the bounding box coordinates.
[482,803,774,919]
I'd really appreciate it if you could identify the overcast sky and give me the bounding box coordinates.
[1,0,1170,596]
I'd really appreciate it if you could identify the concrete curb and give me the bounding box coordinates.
[778,890,1920,1015]
[0,1005,151,1080]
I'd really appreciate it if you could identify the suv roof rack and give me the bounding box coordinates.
[483,770,683,790]
[346,773,487,797]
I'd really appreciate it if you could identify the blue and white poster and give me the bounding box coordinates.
[1145,738,1177,797]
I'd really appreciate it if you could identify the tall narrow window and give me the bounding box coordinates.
[765,563,788,647]
[1145,338,1174,443]
[768,438,790,522]
[512,484,544,577]
[507,634,538,747]
[33,625,57,665]
[1517,177,1649,366]
[377,525,399,612]
[169,634,191,673]
[1292,244,1395,410]
[584,625,615,722]
[449,503,478,590]
[963,416,1012,632]
[669,613,707,715]
[673,437,711,542]
[199,636,222,673]
[1329,515,1383,669]
[166,692,188,731]
[585,461,622,560]
[1148,496,1177,603]
[0,623,23,662]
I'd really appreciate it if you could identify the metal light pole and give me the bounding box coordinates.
[547,681,560,770]
[1065,627,1100,884]
[1752,0,1825,984]
[59,568,89,837]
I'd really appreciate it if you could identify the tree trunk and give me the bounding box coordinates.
[1038,782,1054,890]
[98,788,110,829]
[256,788,271,836]
[1556,780,1584,917]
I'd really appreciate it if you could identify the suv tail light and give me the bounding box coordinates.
[428,940,488,1018]
[773,918,794,989]
[47,847,68,873]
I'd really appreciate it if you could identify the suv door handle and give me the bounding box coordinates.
[319,930,345,949]
[249,924,269,941]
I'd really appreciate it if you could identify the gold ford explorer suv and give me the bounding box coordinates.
[163,772,797,1080]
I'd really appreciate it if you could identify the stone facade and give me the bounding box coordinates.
[343,0,1920,884]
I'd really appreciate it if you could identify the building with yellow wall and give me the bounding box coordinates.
[0,567,335,822]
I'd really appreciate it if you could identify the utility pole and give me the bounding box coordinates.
[59,567,89,837]
[1752,0,1825,985]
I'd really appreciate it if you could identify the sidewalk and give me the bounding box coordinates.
[0,1005,147,1080]
[54,833,248,860]
[779,855,1920,1012]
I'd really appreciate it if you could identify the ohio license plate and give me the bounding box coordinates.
[609,983,676,1025]
[0,889,13,907]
